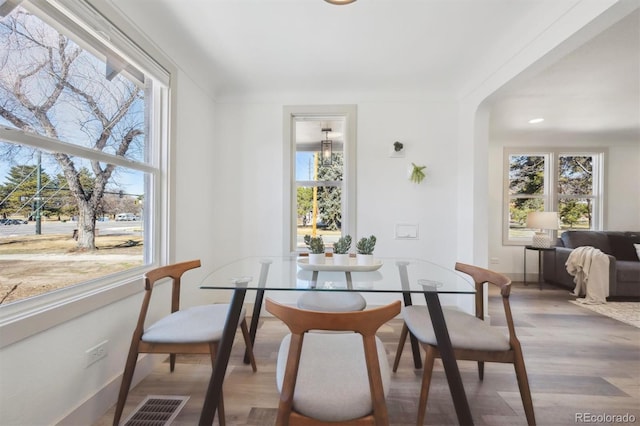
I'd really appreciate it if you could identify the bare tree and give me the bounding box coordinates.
[0,9,144,249]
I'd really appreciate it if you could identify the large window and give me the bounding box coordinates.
[504,148,604,244]
[0,2,168,306]
[284,106,356,253]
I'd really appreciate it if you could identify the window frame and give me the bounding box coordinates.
[0,0,173,348]
[502,147,605,246]
[283,105,357,254]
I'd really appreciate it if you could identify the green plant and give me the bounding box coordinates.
[333,235,352,254]
[303,234,325,254]
[410,163,426,183]
[356,235,376,255]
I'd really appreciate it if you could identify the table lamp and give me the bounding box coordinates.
[526,211,558,248]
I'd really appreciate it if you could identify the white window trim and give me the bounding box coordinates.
[502,147,606,246]
[283,105,357,255]
[0,0,175,348]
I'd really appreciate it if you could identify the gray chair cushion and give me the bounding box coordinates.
[616,260,640,283]
[142,304,245,344]
[276,332,390,422]
[297,292,367,312]
[403,305,510,351]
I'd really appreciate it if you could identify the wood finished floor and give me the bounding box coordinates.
[96,282,640,426]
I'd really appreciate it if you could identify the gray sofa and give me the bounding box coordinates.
[542,231,640,299]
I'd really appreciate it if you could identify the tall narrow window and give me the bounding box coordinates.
[503,149,603,244]
[284,106,356,253]
[558,155,596,230]
[295,119,344,248]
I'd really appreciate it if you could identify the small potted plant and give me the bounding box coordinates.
[356,235,376,265]
[332,235,352,266]
[304,234,326,264]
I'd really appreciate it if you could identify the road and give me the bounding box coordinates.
[0,219,143,238]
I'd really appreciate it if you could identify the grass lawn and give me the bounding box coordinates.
[0,234,143,305]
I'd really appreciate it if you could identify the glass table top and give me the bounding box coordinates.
[200,256,475,294]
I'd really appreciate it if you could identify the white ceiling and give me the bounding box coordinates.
[489,8,639,140]
[111,0,639,140]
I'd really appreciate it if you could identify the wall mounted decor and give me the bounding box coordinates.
[390,141,405,158]
[409,163,426,183]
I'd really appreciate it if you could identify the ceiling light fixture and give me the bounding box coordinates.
[528,117,545,124]
[324,0,357,5]
[321,128,333,166]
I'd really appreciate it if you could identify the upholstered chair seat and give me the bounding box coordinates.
[296,291,367,312]
[142,305,247,344]
[402,305,510,352]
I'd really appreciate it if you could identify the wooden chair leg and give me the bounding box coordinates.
[113,345,140,425]
[477,361,484,380]
[169,353,176,372]
[513,348,536,425]
[393,323,409,372]
[416,345,436,426]
[240,319,257,372]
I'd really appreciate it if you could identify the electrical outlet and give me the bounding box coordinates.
[490,257,500,264]
[85,340,108,368]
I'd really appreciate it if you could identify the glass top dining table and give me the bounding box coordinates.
[197,256,477,425]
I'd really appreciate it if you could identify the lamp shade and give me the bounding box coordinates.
[526,211,558,230]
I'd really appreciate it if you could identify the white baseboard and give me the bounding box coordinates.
[56,354,162,426]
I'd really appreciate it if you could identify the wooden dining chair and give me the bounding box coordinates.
[266,297,401,425]
[392,262,535,426]
[113,259,257,426]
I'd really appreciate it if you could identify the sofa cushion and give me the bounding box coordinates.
[616,260,640,283]
[608,232,640,261]
[561,231,612,254]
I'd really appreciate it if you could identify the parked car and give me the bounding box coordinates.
[316,219,341,230]
[116,213,138,221]
[2,218,28,225]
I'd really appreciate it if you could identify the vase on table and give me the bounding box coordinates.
[356,254,374,266]
[308,253,326,265]
[333,253,350,266]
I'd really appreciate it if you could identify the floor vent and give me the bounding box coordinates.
[123,395,189,426]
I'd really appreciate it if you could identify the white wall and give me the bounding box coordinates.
[209,98,462,308]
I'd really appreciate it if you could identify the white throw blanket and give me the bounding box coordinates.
[565,246,610,304]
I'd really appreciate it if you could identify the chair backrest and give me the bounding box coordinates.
[133,259,201,341]
[455,262,518,346]
[267,297,400,335]
[265,298,400,424]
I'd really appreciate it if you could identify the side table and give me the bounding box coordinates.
[523,245,556,290]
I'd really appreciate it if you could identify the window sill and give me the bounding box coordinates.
[0,269,148,349]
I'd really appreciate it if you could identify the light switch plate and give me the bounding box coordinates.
[395,224,418,239]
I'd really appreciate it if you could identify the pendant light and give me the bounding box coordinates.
[321,128,332,166]
[324,0,357,4]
